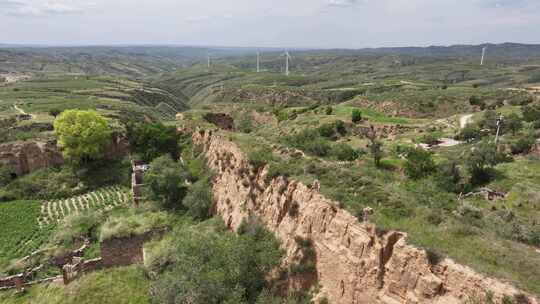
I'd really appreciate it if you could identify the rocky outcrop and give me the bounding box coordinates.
[193,128,539,304]
[203,113,235,131]
[0,141,64,177]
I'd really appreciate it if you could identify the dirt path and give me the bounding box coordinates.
[13,104,35,119]
[460,114,473,129]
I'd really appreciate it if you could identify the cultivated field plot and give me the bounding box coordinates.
[38,186,130,227]
[0,200,52,270]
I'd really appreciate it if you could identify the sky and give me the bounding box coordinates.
[1,0,539,48]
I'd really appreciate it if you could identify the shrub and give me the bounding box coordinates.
[404,148,436,179]
[420,133,440,146]
[469,95,482,106]
[425,249,443,266]
[522,105,540,122]
[330,143,359,161]
[48,108,62,118]
[237,114,254,134]
[284,130,331,157]
[149,218,282,304]
[0,166,12,187]
[100,211,170,242]
[248,147,276,170]
[351,109,362,123]
[318,123,336,138]
[335,120,347,136]
[456,125,481,142]
[466,141,508,185]
[273,108,290,122]
[511,136,535,155]
[52,211,103,247]
[325,106,333,115]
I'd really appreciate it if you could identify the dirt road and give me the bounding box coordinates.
[460,114,473,129]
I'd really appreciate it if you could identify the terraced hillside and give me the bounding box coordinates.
[0,75,187,143]
[38,186,129,227]
[154,50,539,117]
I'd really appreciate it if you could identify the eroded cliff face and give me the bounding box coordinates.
[192,128,539,304]
[0,141,64,176]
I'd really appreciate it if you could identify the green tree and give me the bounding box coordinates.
[466,141,507,185]
[351,109,362,123]
[436,161,465,193]
[145,155,188,210]
[127,122,180,162]
[365,126,383,167]
[404,148,436,179]
[511,136,536,155]
[53,110,111,164]
[481,110,499,132]
[183,177,213,220]
[504,113,523,135]
[456,125,481,142]
[522,105,540,122]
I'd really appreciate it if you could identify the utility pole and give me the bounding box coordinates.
[495,114,504,145]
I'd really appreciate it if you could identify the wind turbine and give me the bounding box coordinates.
[207,52,211,70]
[281,50,292,76]
[256,51,261,73]
[480,46,487,65]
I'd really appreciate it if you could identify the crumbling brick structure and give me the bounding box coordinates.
[100,234,150,268]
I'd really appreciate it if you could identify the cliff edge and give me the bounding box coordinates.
[193,128,539,304]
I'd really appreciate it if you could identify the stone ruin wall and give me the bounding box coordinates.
[192,128,539,304]
[0,233,151,291]
[100,233,152,268]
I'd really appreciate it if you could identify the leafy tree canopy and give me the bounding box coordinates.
[127,122,180,162]
[54,110,111,164]
[404,148,436,179]
[145,155,189,210]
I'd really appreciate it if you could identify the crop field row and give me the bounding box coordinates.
[38,186,130,227]
[0,201,52,270]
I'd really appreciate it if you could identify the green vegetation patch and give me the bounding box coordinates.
[0,266,150,304]
[100,211,171,241]
[333,106,410,124]
[0,200,53,271]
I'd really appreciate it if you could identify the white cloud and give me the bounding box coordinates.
[0,0,539,47]
[327,0,358,7]
[1,0,94,16]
